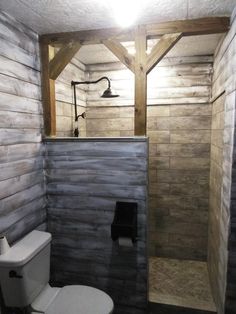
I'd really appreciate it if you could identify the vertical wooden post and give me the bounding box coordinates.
[134,25,147,136]
[40,43,56,136]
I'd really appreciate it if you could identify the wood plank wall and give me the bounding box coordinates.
[85,56,213,260]
[208,9,236,314]
[0,11,46,244]
[55,56,86,137]
[44,138,148,314]
[208,93,227,314]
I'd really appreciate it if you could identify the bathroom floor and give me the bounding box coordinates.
[149,257,216,312]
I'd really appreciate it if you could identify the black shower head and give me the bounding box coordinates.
[101,87,119,98]
[72,76,119,99]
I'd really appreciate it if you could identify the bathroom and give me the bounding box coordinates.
[0,1,236,314]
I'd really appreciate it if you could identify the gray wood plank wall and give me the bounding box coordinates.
[44,138,148,314]
[208,9,236,314]
[0,11,46,244]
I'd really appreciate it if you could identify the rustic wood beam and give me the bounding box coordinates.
[146,17,229,37]
[134,25,147,136]
[146,33,182,74]
[48,45,55,61]
[49,42,82,80]
[40,43,56,136]
[40,17,229,45]
[103,39,135,73]
[40,27,133,45]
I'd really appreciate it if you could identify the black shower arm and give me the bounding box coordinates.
[71,76,111,88]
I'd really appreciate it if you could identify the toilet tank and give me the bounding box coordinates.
[0,230,51,307]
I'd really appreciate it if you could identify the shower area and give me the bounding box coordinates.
[52,16,236,313]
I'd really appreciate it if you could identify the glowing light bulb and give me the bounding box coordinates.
[110,0,143,27]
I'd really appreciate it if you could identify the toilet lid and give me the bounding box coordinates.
[45,285,113,314]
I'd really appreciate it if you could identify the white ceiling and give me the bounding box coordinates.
[0,0,235,64]
[0,0,235,34]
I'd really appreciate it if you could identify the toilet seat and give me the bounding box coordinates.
[31,285,114,314]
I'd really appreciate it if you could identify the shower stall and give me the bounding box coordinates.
[53,19,236,312]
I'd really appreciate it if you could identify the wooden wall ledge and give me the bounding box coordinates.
[43,137,148,143]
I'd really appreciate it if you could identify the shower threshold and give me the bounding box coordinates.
[149,257,216,313]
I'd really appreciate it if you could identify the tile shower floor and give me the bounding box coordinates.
[149,257,216,312]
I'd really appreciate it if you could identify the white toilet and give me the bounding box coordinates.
[0,230,114,314]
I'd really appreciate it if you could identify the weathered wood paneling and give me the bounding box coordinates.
[45,138,148,314]
[0,11,39,55]
[0,11,45,244]
[0,36,39,70]
[85,56,212,138]
[0,92,42,114]
[208,94,227,314]
[208,11,236,314]
[0,73,41,100]
[0,54,40,85]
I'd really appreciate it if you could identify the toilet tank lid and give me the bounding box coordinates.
[0,231,51,267]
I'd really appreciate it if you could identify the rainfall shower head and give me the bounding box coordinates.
[101,87,119,98]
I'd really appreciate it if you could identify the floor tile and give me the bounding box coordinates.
[149,257,216,312]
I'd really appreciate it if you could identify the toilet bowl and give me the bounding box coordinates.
[0,230,113,314]
[31,284,113,314]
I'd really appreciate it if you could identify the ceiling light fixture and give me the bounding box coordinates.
[109,0,143,27]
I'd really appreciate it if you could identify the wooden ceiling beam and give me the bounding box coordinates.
[146,32,182,74]
[40,17,229,45]
[146,16,229,37]
[49,42,82,80]
[103,39,135,73]
[40,27,133,45]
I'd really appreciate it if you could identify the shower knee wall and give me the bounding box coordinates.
[44,138,149,314]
